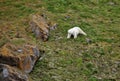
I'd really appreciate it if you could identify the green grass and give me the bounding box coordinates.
[0,0,120,81]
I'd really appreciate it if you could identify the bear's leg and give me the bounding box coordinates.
[67,33,71,39]
[74,33,78,39]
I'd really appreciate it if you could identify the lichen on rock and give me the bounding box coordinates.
[28,13,57,41]
[0,64,30,81]
[0,43,44,73]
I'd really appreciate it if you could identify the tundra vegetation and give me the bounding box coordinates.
[0,0,120,81]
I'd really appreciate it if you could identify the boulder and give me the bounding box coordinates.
[29,14,57,41]
[0,63,29,81]
[0,43,44,73]
[29,14,49,41]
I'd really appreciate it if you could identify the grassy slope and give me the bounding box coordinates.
[0,0,120,81]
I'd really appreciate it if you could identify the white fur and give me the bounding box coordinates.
[67,27,87,39]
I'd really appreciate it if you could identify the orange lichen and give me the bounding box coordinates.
[0,43,41,73]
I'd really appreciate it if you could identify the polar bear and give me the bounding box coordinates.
[67,27,87,39]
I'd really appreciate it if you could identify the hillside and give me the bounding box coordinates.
[0,0,120,81]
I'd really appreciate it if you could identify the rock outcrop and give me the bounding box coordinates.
[0,64,29,81]
[0,43,44,73]
[29,14,57,41]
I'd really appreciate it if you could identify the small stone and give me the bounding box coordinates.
[107,2,115,5]
[86,38,92,44]
[17,49,23,53]
[48,62,55,68]
[3,68,9,78]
